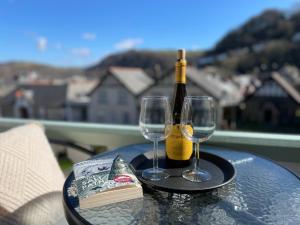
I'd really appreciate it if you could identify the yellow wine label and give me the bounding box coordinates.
[166,124,193,160]
[175,60,186,83]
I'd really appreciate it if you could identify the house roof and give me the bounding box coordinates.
[139,66,245,107]
[67,79,98,104]
[186,67,243,106]
[88,66,154,97]
[279,65,300,92]
[272,72,300,104]
[1,84,67,108]
[108,67,154,95]
[22,84,67,107]
[233,75,261,96]
[242,71,300,104]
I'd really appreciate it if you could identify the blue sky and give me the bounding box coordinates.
[0,0,299,67]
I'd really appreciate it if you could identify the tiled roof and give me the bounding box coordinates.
[279,65,300,92]
[186,67,243,106]
[1,84,67,108]
[67,79,98,103]
[109,67,154,95]
[272,72,300,104]
[22,84,67,107]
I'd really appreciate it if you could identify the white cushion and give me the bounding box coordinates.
[0,123,65,225]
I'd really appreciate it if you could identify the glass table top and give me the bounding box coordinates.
[63,144,300,225]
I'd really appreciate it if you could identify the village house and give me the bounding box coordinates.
[65,76,98,122]
[88,67,154,124]
[236,69,300,133]
[0,66,254,130]
[0,83,67,120]
[141,66,244,128]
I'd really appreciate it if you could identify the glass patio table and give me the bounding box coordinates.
[63,143,300,225]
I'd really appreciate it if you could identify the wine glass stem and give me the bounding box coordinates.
[153,140,159,171]
[194,142,200,171]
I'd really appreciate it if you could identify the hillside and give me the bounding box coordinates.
[86,50,202,80]
[87,9,300,76]
[214,10,293,53]
[0,62,83,82]
[205,9,300,73]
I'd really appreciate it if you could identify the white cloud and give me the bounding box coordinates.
[82,32,96,41]
[114,38,143,50]
[191,45,200,50]
[36,36,47,51]
[71,47,91,57]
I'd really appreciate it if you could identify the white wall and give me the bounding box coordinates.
[88,76,138,124]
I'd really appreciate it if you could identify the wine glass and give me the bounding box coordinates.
[139,96,172,181]
[180,96,216,182]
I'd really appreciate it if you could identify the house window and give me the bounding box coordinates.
[19,107,29,118]
[118,90,128,105]
[98,91,108,104]
[264,109,272,123]
[150,107,164,123]
[111,112,117,123]
[123,112,130,123]
[97,111,106,122]
[295,108,300,117]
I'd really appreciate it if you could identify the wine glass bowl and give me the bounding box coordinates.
[139,96,172,181]
[180,96,216,182]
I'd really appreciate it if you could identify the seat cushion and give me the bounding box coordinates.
[0,123,65,225]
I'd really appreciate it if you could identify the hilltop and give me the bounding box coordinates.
[0,61,83,82]
[85,50,202,80]
[203,9,300,73]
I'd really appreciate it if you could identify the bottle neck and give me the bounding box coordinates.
[175,59,186,84]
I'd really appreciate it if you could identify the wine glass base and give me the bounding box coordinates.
[142,168,169,181]
[182,169,211,183]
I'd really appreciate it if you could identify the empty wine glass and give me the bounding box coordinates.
[180,96,216,182]
[139,96,172,181]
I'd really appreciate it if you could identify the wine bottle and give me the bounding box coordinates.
[166,49,193,168]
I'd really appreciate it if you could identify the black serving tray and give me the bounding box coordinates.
[130,150,235,193]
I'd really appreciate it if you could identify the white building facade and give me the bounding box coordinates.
[88,67,154,124]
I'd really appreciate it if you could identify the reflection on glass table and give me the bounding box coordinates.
[63,144,300,225]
